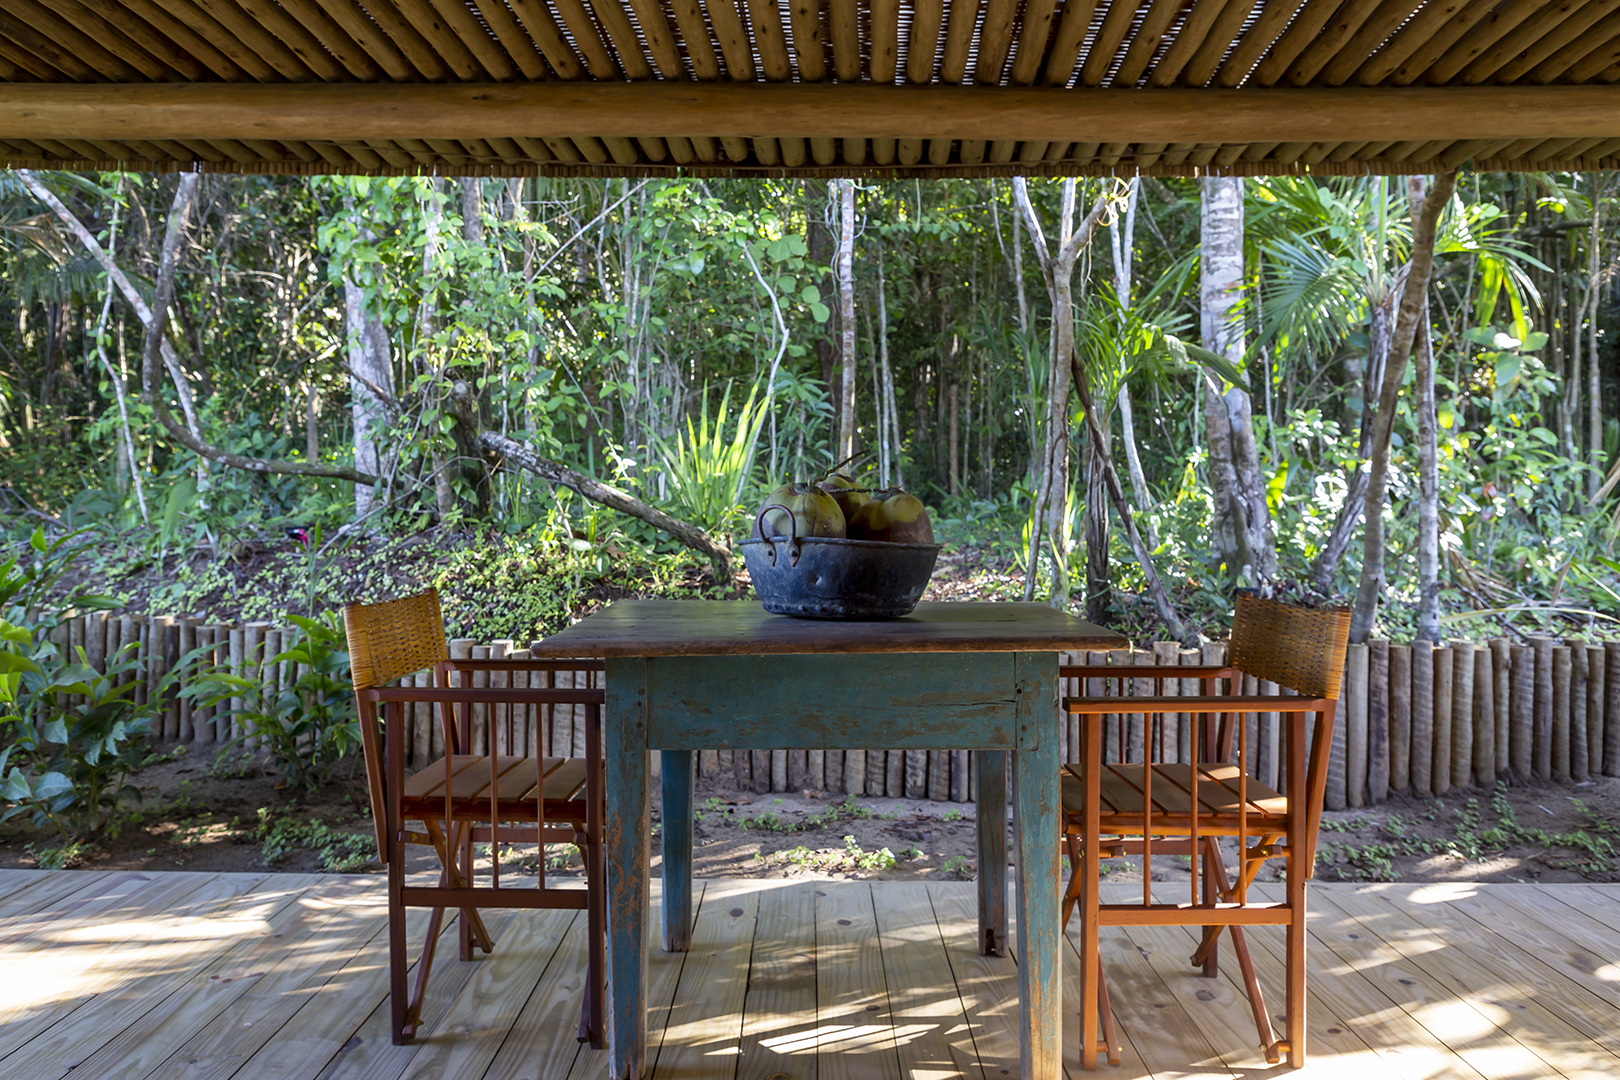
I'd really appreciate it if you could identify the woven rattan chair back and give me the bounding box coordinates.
[344,588,448,691]
[1227,594,1351,700]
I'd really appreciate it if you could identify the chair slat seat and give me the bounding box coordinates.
[402,754,590,812]
[1061,763,1288,823]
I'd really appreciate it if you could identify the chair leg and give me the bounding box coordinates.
[1096,960,1122,1067]
[405,906,447,1035]
[1188,841,1280,1063]
[427,819,494,954]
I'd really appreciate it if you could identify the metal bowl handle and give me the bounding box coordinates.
[754,503,802,568]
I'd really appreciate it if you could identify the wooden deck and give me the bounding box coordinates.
[1,869,1617,1079]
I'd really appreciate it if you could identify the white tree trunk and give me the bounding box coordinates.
[1589,187,1606,502]
[346,275,394,522]
[837,179,858,465]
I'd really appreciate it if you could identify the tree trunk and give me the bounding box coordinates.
[1199,176,1276,589]
[877,247,900,487]
[837,179,858,465]
[1589,184,1606,502]
[1351,171,1459,642]
[345,274,394,522]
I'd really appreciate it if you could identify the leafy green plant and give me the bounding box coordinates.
[939,855,972,877]
[256,809,375,872]
[188,610,360,791]
[0,528,156,841]
[648,380,768,534]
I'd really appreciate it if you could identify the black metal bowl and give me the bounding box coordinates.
[740,533,940,619]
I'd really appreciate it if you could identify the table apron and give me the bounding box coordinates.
[628,651,1043,750]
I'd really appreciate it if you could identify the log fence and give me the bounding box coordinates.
[39,611,1620,806]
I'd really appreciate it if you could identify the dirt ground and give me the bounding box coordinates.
[5,747,1618,888]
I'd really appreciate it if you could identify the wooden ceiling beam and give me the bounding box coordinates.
[12,82,1620,143]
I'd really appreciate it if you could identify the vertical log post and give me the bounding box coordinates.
[1368,640,1390,804]
[807,749,825,793]
[929,746,950,801]
[886,748,904,798]
[1153,641,1181,764]
[844,749,865,796]
[733,742,752,791]
[1571,644,1589,782]
[1345,644,1369,808]
[1180,647,1201,765]
[1532,636,1554,780]
[1490,638,1511,779]
[1607,642,1620,776]
[787,748,806,793]
[1473,645,1495,787]
[1552,644,1572,781]
[1131,649,1152,765]
[952,749,969,802]
[228,626,247,744]
[1450,643,1473,789]
[1510,645,1534,779]
[177,618,198,743]
[772,749,788,793]
[1587,645,1606,779]
[1389,644,1411,792]
[1432,644,1453,796]
[128,614,148,711]
[1410,641,1434,796]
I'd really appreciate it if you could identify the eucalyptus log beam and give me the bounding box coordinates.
[5,83,1620,144]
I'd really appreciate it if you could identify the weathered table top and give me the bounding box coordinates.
[530,598,1125,657]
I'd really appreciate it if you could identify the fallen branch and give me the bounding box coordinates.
[478,430,734,582]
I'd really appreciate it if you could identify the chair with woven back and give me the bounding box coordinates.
[1059,594,1351,1070]
[343,587,606,1047]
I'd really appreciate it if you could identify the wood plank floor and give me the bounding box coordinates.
[1,870,1617,1079]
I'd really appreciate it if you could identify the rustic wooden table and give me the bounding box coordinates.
[533,598,1124,1080]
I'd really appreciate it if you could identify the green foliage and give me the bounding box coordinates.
[255,807,375,872]
[187,611,359,792]
[648,381,768,534]
[0,528,156,841]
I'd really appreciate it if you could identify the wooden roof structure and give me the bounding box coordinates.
[2,0,1620,179]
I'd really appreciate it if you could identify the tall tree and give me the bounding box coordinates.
[836,179,858,464]
[1199,177,1277,591]
[1351,172,1459,642]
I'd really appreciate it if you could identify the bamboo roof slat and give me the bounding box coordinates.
[1327,139,1367,158]
[1560,22,1620,78]
[588,0,657,79]
[636,135,667,161]
[975,0,1020,84]
[941,0,980,82]
[1289,0,1403,85]
[829,0,859,79]
[871,0,901,83]
[871,136,897,163]
[1298,139,1336,161]
[959,137,985,162]
[233,0,352,80]
[362,138,415,166]
[719,134,750,160]
[810,135,837,163]
[1113,0,1185,86]
[1212,141,1245,164]
[1149,0,1232,85]
[753,135,781,164]
[1492,0,1619,82]
[118,0,249,80]
[747,0,794,80]
[690,134,718,160]
[624,0,685,78]
[1317,0,1430,84]
[1439,135,1516,163]
[541,134,581,160]
[0,30,58,79]
[307,0,416,80]
[1158,142,1193,163]
[842,136,865,163]
[1007,0,1058,85]
[274,0,388,79]
[1017,138,1047,160]
[666,0,719,78]
[1521,8,1619,79]
[0,2,130,80]
[1072,139,1102,159]
[1371,0,1497,83]
[1460,0,1595,82]
[1180,0,1258,85]
[167,0,317,81]
[505,0,584,79]
[383,0,494,80]
[350,0,451,80]
[1423,0,1558,83]
[389,136,436,162]
[665,133,693,163]
[986,138,1017,161]
[1044,139,1072,159]
[927,136,952,163]
[709,0,756,79]
[907,0,944,83]
[1354,138,1398,156]
[418,0,519,80]
[56,0,197,80]
[469,0,552,79]
[898,136,924,163]
[1134,141,1163,164]
[1250,0,1347,87]
[781,136,806,166]
[602,135,640,163]
[1240,138,1281,160]
[1216,0,1309,86]
[550,0,622,78]
[1079,0,1147,87]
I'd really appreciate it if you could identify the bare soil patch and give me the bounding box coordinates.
[5,750,1616,889]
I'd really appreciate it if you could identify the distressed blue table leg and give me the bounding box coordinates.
[1014,651,1061,1080]
[975,748,1008,955]
[605,658,649,1080]
[660,749,694,952]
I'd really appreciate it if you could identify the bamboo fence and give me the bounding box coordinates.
[46,611,1620,806]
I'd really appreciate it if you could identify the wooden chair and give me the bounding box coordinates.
[343,588,606,1047]
[1060,595,1350,1070]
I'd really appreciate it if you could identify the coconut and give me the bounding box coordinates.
[755,482,846,540]
[815,472,871,521]
[847,487,933,544]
